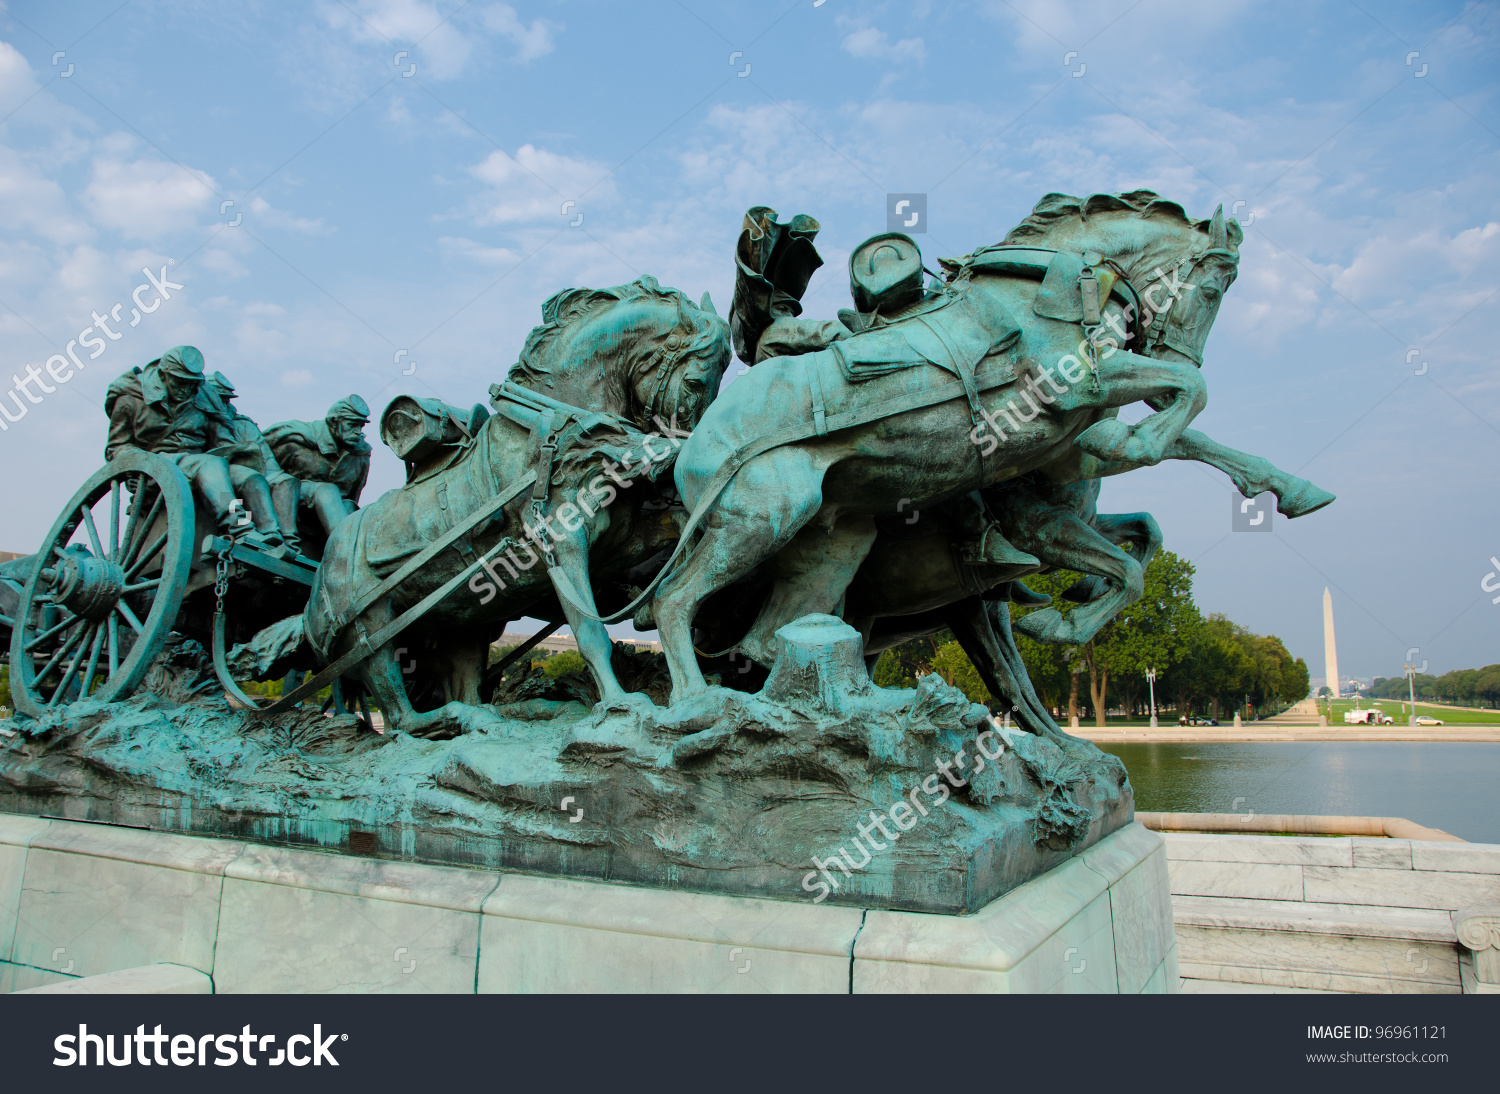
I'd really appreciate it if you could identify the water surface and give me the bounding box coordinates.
[1099,742,1500,845]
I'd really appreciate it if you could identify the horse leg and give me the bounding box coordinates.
[1007,511,1145,647]
[1080,427,1336,518]
[1090,511,1163,568]
[1166,429,1335,517]
[344,609,497,739]
[738,511,878,665]
[1060,350,1208,465]
[547,525,647,710]
[655,451,828,703]
[943,596,1069,742]
[438,625,489,705]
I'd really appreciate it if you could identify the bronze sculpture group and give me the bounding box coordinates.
[0,191,1338,911]
[7,191,1334,739]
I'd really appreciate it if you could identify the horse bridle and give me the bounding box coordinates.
[1119,245,1238,366]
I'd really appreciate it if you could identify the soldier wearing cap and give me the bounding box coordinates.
[728,220,1038,572]
[206,371,303,556]
[104,346,285,547]
[265,395,372,539]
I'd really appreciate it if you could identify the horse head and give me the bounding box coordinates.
[508,276,731,431]
[1001,190,1243,367]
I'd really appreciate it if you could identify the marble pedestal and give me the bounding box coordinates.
[0,811,1176,994]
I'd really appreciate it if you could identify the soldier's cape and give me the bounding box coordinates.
[103,364,231,421]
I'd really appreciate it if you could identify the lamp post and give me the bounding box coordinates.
[1146,668,1158,728]
[1404,662,1419,727]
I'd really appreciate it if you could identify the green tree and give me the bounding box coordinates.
[1079,550,1199,726]
[872,632,946,690]
[930,640,991,704]
[541,649,587,679]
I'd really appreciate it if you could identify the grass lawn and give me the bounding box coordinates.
[1319,698,1500,725]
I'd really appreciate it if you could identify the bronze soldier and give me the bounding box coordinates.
[206,371,303,557]
[104,346,286,548]
[265,395,372,539]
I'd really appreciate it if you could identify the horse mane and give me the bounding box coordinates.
[998,189,1243,255]
[509,275,701,389]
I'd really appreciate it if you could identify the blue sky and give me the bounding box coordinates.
[0,0,1495,685]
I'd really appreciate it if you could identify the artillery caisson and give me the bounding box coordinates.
[5,449,352,719]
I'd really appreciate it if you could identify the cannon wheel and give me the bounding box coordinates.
[9,452,195,717]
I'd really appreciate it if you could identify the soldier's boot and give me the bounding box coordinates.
[235,473,286,552]
[271,479,302,556]
[953,492,1039,569]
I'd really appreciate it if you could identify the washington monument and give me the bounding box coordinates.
[1323,587,1340,698]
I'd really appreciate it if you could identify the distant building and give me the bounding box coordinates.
[493,632,661,655]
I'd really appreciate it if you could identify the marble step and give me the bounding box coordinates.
[1173,895,1461,994]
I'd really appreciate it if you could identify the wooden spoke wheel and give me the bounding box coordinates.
[9,451,195,716]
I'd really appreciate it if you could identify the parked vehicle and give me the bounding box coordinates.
[1178,714,1220,726]
[1344,706,1394,725]
[1415,715,1445,726]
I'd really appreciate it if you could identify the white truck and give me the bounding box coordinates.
[1344,703,1394,725]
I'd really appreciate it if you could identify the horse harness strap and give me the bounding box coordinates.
[249,385,618,717]
[806,355,828,435]
[248,468,541,718]
[549,368,995,627]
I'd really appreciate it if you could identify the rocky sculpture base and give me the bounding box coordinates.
[0,616,1131,914]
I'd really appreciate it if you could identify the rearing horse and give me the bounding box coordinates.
[651,196,1243,704]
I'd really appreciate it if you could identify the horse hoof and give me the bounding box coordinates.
[1277,481,1336,518]
[599,691,657,714]
[1014,608,1070,644]
[1074,419,1131,460]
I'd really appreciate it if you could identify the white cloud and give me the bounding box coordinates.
[82,149,216,238]
[321,0,559,80]
[481,3,559,63]
[467,144,614,225]
[439,235,522,265]
[839,22,926,65]
[281,368,314,387]
[247,195,330,235]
